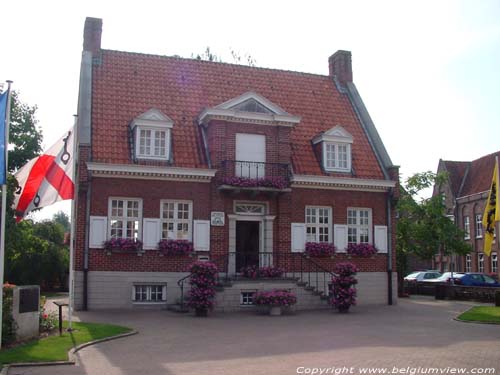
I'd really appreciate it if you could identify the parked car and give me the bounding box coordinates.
[404,271,442,283]
[427,272,500,287]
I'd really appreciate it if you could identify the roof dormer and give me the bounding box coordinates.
[130,109,174,161]
[312,125,353,173]
[198,91,301,127]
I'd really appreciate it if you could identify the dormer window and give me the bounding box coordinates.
[312,125,353,173]
[130,109,174,161]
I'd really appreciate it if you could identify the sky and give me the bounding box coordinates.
[1,0,499,221]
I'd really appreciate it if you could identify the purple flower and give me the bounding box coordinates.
[158,239,194,256]
[104,238,142,253]
[254,289,297,306]
[346,243,378,257]
[305,242,336,257]
[330,262,358,310]
[221,176,289,190]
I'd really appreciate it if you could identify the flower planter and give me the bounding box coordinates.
[269,306,282,316]
[338,306,350,313]
[195,308,208,317]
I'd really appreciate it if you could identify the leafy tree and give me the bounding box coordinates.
[53,211,70,232]
[397,171,471,275]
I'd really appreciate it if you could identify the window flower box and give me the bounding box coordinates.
[158,239,194,256]
[104,238,143,255]
[305,242,336,257]
[240,265,285,279]
[346,243,378,257]
[221,176,288,190]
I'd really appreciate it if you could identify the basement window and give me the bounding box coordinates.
[240,290,256,306]
[133,284,167,303]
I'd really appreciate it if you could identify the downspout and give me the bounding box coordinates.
[387,189,393,305]
[83,180,91,310]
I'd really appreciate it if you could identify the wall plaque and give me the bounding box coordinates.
[211,212,225,226]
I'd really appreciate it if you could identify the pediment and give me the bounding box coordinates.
[216,92,290,116]
[312,125,353,144]
[130,108,174,129]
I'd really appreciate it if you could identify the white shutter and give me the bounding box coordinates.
[193,220,210,251]
[162,285,167,301]
[291,223,306,253]
[143,218,161,250]
[89,216,107,249]
[236,133,266,178]
[334,224,348,252]
[374,225,388,253]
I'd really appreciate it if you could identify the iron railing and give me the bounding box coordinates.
[218,160,291,190]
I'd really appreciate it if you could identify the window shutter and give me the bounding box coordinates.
[131,286,136,301]
[374,225,388,253]
[143,218,161,250]
[291,223,306,253]
[193,220,210,251]
[89,216,107,248]
[162,285,167,301]
[334,224,348,252]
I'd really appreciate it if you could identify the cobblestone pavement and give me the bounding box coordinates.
[9,297,500,375]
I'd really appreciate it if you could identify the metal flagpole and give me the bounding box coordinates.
[0,80,13,348]
[68,115,78,331]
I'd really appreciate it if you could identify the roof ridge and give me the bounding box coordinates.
[101,49,331,79]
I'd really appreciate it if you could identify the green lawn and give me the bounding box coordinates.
[458,306,500,324]
[0,321,132,365]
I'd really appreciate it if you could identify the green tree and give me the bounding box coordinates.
[396,171,471,277]
[52,211,70,232]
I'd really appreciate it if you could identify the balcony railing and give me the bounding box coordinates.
[218,160,291,191]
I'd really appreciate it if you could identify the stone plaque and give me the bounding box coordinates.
[19,288,39,313]
[211,211,225,226]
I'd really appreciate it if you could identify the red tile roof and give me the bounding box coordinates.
[460,151,500,197]
[91,50,386,179]
[443,160,470,197]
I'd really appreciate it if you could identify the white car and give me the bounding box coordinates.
[404,271,442,283]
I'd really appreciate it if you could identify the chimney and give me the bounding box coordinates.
[83,17,102,54]
[328,50,352,86]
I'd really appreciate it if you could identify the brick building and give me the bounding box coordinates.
[73,18,399,311]
[433,152,500,277]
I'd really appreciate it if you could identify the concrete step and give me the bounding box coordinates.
[167,304,190,313]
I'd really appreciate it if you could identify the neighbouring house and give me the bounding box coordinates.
[433,151,500,278]
[73,17,399,311]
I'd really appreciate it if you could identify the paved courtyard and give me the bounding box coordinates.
[10,297,500,375]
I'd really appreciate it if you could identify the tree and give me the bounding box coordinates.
[396,171,471,277]
[53,211,70,232]
[192,47,257,66]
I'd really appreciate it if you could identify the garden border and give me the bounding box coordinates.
[453,306,500,325]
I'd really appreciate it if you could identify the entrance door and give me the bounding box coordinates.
[236,221,260,271]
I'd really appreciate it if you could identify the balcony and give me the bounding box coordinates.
[217,160,291,194]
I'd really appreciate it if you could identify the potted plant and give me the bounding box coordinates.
[330,262,358,313]
[253,289,297,316]
[186,261,218,317]
[240,265,284,279]
[104,238,143,255]
[305,242,336,257]
[158,239,194,256]
[346,243,378,257]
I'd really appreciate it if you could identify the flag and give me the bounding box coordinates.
[0,90,8,185]
[482,158,500,256]
[13,127,75,221]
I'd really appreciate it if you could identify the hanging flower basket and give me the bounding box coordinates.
[104,238,143,255]
[158,239,194,256]
[346,243,378,257]
[305,242,336,257]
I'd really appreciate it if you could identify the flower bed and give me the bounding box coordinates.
[104,238,143,253]
[346,243,378,257]
[158,239,193,256]
[305,242,336,257]
[240,265,284,279]
[187,262,219,314]
[254,289,297,307]
[221,176,288,190]
[330,262,358,312]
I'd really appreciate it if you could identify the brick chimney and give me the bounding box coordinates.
[83,17,102,54]
[328,50,352,86]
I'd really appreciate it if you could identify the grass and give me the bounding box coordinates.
[458,306,500,324]
[41,292,67,298]
[0,321,132,365]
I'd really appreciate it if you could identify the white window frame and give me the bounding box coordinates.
[492,253,498,274]
[135,126,171,160]
[463,216,470,240]
[160,200,193,241]
[305,206,332,243]
[132,284,167,304]
[323,142,351,172]
[347,208,372,244]
[478,253,485,273]
[108,198,143,240]
[465,254,472,273]
[240,290,257,306]
[475,214,483,238]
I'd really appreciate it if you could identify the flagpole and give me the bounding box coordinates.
[68,115,78,332]
[0,80,13,349]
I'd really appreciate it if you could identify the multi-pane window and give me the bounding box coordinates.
[347,208,371,244]
[161,201,193,240]
[109,198,141,239]
[475,214,483,238]
[463,216,470,239]
[324,143,349,171]
[465,254,472,273]
[133,285,166,302]
[305,207,332,243]
[478,253,485,273]
[137,128,169,159]
[240,291,256,306]
[492,253,498,274]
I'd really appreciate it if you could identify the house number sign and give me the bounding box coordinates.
[211,212,225,226]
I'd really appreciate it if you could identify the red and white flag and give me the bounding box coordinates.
[13,127,75,221]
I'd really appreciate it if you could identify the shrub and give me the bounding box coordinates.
[187,262,218,311]
[305,242,336,257]
[158,239,193,256]
[254,290,297,307]
[330,262,359,312]
[2,283,18,345]
[346,243,378,257]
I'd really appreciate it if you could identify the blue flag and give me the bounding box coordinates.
[0,90,8,185]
